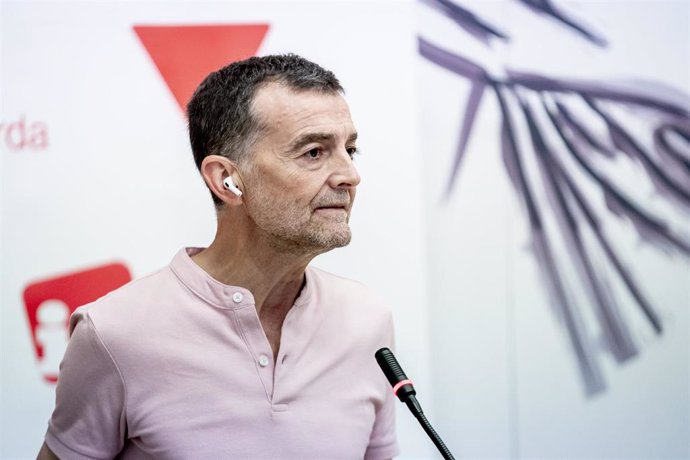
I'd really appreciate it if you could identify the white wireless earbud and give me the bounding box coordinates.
[223,176,243,197]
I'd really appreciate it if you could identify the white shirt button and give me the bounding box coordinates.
[232,292,243,303]
[258,355,270,367]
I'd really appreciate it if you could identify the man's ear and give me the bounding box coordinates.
[199,155,244,206]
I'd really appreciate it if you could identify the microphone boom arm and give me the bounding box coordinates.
[375,347,456,460]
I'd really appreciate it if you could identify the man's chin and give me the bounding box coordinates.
[329,233,352,248]
[308,225,352,250]
[317,231,352,250]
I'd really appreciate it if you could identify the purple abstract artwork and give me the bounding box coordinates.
[421,0,690,395]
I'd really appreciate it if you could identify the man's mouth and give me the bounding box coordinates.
[315,206,347,212]
[314,204,348,216]
[314,201,349,210]
[312,193,351,213]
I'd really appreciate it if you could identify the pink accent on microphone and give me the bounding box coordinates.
[392,379,414,396]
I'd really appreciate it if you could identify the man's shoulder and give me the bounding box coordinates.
[87,264,174,305]
[307,265,360,285]
[72,264,178,330]
[307,265,376,294]
[306,266,391,314]
[306,266,395,350]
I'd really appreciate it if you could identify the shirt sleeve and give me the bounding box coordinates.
[45,309,127,459]
[364,310,400,460]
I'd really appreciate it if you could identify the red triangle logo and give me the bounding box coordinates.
[134,24,269,113]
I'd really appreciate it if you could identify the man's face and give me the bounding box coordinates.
[240,83,361,253]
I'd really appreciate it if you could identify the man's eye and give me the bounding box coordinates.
[304,148,322,160]
[346,147,359,158]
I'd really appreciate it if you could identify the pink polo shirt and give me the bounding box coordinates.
[45,248,398,459]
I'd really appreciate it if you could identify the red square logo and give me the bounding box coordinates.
[23,262,132,383]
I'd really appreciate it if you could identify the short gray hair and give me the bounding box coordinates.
[187,54,344,206]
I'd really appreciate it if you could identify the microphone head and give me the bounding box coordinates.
[375,347,416,402]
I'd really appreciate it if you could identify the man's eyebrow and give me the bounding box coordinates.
[290,133,334,152]
[289,132,359,152]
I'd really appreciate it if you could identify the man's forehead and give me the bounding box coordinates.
[251,83,354,134]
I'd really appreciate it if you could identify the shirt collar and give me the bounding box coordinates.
[169,247,314,310]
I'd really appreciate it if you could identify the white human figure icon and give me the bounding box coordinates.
[35,299,70,383]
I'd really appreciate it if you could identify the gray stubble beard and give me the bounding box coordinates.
[266,218,353,256]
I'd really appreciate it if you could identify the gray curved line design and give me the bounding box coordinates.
[420,0,690,395]
[516,0,608,46]
[421,0,510,45]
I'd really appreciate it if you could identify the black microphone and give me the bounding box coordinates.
[375,347,456,460]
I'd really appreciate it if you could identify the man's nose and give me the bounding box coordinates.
[329,148,361,189]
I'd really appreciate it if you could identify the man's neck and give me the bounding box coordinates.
[191,223,318,360]
[192,244,310,314]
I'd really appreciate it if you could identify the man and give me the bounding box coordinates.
[38,54,398,459]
